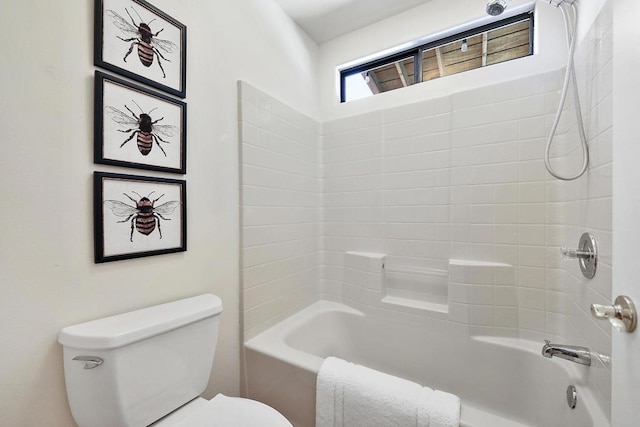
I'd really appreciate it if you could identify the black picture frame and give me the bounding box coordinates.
[94,172,187,263]
[95,0,187,98]
[95,71,187,174]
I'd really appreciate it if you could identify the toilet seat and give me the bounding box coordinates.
[152,395,293,427]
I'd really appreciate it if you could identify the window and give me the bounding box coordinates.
[340,12,533,103]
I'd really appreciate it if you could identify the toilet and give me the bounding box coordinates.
[58,294,292,427]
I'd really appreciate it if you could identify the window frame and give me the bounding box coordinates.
[339,11,535,103]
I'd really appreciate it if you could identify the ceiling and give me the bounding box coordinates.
[273,0,433,44]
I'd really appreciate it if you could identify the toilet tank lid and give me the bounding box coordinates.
[58,294,223,350]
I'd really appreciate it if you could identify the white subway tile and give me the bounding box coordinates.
[518,266,546,289]
[470,305,495,326]
[494,224,519,245]
[495,285,519,307]
[494,183,519,204]
[519,246,547,268]
[519,203,546,225]
[519,288,546,310]
[494,307,519,328]
[519,308,546,332]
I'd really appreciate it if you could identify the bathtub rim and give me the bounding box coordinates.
[245,300,364,374]
[244,300,610,427]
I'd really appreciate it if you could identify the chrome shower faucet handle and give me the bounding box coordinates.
[560,233,597,279]
[591,296,637,333]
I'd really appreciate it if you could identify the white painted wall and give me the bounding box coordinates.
[0,1,318,426]
[317,0,607,122]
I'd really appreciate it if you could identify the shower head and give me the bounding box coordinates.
[486,0,507,16]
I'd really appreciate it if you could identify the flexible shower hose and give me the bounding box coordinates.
[544,1,589,181]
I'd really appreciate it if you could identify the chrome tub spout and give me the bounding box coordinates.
[542,340,591,366]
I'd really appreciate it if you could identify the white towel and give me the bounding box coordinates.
[316,357,460,427]
[417,388,460,427]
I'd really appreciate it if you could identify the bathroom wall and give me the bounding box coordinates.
[238,82,323,340]
[0,1,319,425]
[549,1,613,416]
[320,70,567,337]
[317,1,613,418]
[317,0,568,122]
[317,0,608,122]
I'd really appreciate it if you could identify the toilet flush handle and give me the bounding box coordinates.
[73,356,104,369]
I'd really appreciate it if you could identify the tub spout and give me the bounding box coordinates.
[542,340,591,366]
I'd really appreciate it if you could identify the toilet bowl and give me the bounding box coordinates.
[153,395,292,427]
[58,294,291,427]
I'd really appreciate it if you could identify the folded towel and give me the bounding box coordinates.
[316,357,460,427]
[316,357,345,427]
[417,388,460,427]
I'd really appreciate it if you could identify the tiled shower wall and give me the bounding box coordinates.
[321,70,567,328]
[318,4,611,417]
[238,82,322,340]
[548,2,613,416]
[239,3,611,416]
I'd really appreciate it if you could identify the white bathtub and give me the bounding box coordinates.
[244,301,609,427]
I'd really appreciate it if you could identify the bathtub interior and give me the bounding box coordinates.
[245,301,609,427]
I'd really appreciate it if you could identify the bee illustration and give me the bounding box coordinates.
[106,101,177,157]
[106,8,178,78]
[104,191,180,242]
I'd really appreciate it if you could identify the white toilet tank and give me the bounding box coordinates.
[58,294,223,427]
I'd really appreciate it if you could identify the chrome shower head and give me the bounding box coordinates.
[486,0,507,16]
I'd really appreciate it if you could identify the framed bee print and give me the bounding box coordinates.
[94,172,187,263]
[95,0,187,98]
[95,71,187,174]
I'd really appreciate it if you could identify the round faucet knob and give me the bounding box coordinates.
[590,296,637,333]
